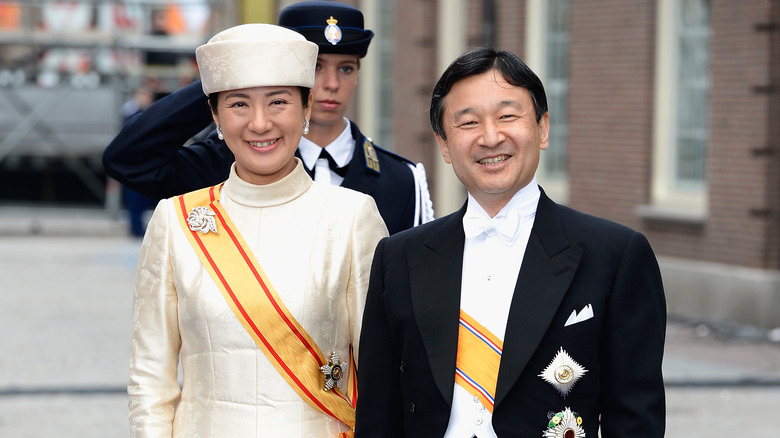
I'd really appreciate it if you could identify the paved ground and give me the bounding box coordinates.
[1,206,779,437]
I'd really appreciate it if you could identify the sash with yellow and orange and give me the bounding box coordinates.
[175,185,357,437]
[455,310,503,413]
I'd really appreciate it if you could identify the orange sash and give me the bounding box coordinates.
[175,185,357,436]
[454,311,503,413]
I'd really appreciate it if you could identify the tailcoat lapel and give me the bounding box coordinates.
[403,192,583,409]
[494,191,583,407]
[407,204,467,406]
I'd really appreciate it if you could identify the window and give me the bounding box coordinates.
[675,0,710,188]
[650,0,710,215]
[355,0,395,151]
[526,0,571,202]
[376,0,396,149]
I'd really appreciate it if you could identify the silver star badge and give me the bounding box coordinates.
[320,351,347,391]
[539,347,588,398]
[187,206,218,234]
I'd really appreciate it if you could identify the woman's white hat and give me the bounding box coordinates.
[195,23,318,95]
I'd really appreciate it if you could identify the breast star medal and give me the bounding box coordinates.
[539,347,588,398]
[320,351,347,391]
[187,206,218,235]
[543,407,585,438]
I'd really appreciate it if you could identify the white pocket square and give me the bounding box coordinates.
[564,304,594,327]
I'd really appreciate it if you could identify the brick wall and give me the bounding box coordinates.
[495,0,526,55]
[560,0,776,270]
[391,0,440,195]
[638,0,775,269]
[390,0,530,204]
[385,0,777,270]
[768,0,780,270]
[566,0,656,232]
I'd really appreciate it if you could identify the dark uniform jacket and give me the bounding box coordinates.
[355,189,666,437]
[103,80,425,235]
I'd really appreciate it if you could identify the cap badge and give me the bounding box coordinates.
[543,407,585,438]
[539,347,587,398]
[324,16,342,45]
[187,206,218,235]
[320,351,347,391]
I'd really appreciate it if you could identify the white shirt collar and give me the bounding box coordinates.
[298,118,355,171]
[463,178,541,239]
[447,178,540,438]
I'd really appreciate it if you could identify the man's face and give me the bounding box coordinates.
[435,69,549,215]
[310,53,359,128]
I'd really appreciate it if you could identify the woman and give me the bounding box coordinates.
[128,24,387,437]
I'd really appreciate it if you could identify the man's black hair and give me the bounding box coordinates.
[430,47,548,140]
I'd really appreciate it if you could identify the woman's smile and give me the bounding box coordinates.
[248,138,280,149]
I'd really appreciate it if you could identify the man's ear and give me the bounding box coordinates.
[435,134,452,164]
[538,112,550,150]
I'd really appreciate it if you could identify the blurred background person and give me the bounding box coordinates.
[118,85,157,237]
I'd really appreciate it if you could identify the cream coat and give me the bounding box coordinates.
[129,161,387,437]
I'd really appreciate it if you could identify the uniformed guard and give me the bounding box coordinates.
[102,1,434,234]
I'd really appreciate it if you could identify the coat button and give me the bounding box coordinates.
[409,402,415,413]
[399,361,406,373]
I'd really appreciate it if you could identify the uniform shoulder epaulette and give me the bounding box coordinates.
[362,138,381,173]
[365,137,416,166]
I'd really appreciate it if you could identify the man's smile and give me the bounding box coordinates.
[478,154,511,165]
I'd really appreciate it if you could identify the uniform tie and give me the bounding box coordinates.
[314,149,349,184]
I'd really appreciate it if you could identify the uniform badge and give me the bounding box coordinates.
[363,139,381,173]
[320,351,347,391]
[324,16,342,45]
[187,206,218,234]
[543,407,585,438]
[539,347,587,398]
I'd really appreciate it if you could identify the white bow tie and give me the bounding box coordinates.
[462,209,520,242]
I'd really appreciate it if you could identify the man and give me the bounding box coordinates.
[355,48,666,437]
[102,1,433,234]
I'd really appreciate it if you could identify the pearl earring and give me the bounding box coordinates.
[216,124,224,140]
[303,119,310,135]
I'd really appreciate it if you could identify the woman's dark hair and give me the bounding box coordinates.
[208,86,311,115]
[429,48,548,140]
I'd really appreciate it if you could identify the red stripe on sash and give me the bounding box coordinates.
[176,192,347,416]
[210,196,322,361]
[205,191,351,406]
